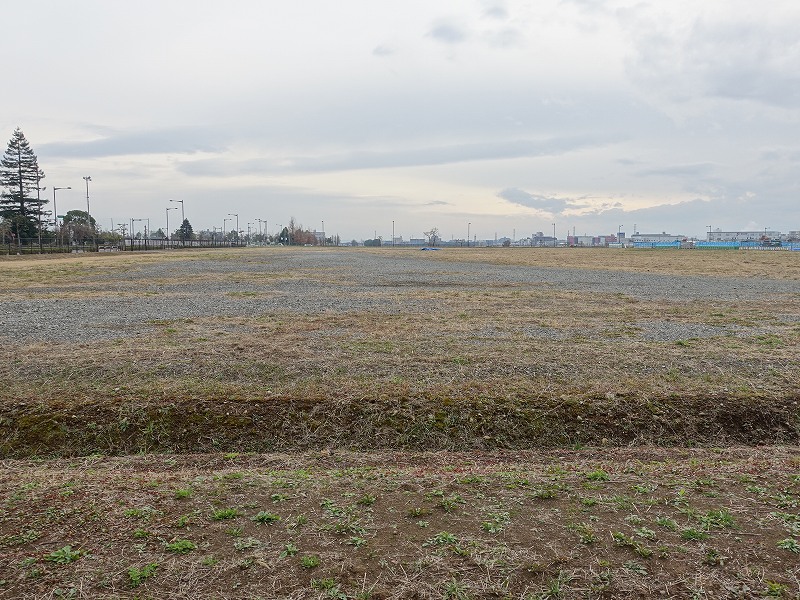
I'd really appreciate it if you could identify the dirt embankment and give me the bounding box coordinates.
[3,393,798,458]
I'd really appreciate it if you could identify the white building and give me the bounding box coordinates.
[630,232,684,243]
[708,230,780,242]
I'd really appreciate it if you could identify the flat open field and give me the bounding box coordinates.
[1,247,799,598]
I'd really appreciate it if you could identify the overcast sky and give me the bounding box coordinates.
[3,0,799,241]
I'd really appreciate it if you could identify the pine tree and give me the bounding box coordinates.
[0,128,46,240]
[178,218,194,242]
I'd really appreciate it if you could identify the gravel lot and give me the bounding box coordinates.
[1,250,797,343]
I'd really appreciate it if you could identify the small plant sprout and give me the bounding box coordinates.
[424,531,458,547]
[127,563,158,588]
[356,494,376,506]
[300,554,321,569]
[655,516,678,531]
[568,522,597,544]
[585,469,610,482]
[703,548,724,566]
[776,538,800,553]
[442,577,470,599]
[251,511,281,525]
[481,510,511,533]
[698,509,736,530]
[311,578,347,599]
[438,493,466,512]
[680,528,709,542]
[347,536,367,548]
[174,488,192,499]
[634,527,657,541]
[270,493,288,503]
[211,507,240,520]
[165,539,197,554]
[623,560,648,576]
[233,537,262,551]
[280,543,299,558]
[45,545,83,564]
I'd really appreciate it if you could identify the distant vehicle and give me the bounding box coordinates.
[420,247,440,251]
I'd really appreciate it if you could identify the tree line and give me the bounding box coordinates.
[0,128,339,249]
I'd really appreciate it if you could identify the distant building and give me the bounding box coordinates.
[567,234,621,247]
[708,230,781,242]
[630,232,685,244]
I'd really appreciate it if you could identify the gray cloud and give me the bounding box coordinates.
[498,188,582,214]
[429,20,468,44]
[178,134,614,177]
[624,6,800,109]
[636,163,716,178]
[38,127,224,159]
[483,4,508,20]
[372,44,394,57]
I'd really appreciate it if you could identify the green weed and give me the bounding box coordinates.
[165,539,197,554]
[251,511,281,525]
[44,545,83,564]
[210,507,240,520]
[127,563,158,588]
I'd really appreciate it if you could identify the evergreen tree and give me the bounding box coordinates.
[178,218,194,242]
[0,128,46,240]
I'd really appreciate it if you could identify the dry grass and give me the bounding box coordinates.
[1,247,799,597]
[1,248,799,457]
[372,246,800,279]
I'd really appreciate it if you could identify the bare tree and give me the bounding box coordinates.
[423,227,440,246]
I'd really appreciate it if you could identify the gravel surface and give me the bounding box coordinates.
[1,250,797,343]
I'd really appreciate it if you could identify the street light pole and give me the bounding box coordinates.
[322,220,325,246]
[467,222,471,248]
[82,176,91,217]
[83,176,92,244]
[170,199,184,223]
[553,223,556,247]
[166,207,178,245]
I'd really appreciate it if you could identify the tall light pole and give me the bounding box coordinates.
[552,223,556,247]
[618,225,623,242]
[170,199,184,223]
[82,176,93,243]
[321,220,325,246]
[82,176,91,217]
[228,213,239,243]
[467,222,471,248]
[392,220,394,247]
[707,225,712,241]
[223,218,230,244]
[166,207,178,243]
[247,222,253,244]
